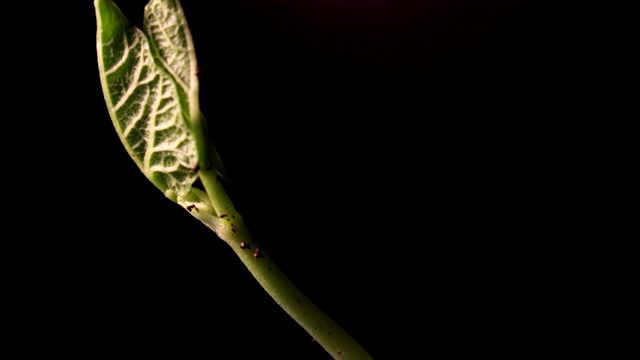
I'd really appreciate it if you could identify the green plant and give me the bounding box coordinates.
[94,0,372,358]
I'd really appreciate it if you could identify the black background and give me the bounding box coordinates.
[13,0,588,358]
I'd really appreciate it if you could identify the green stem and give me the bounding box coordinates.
[198,168,373,359]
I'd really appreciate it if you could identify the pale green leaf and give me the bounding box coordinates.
[143,0,233,183]
[144,0,198,99]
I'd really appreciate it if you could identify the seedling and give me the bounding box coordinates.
[94,1,372,358]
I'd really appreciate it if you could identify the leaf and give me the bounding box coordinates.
[143,0,198,108]
[143,0,233,184]
[95,0,198,199]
